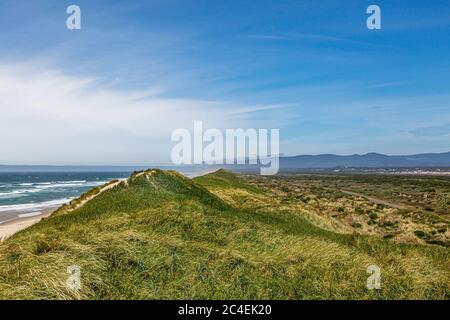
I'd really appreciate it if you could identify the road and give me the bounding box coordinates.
[341,190,408,210]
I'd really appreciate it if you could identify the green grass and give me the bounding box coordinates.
[194,169,263,194]
[0,169,448,299]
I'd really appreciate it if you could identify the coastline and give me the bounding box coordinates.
[0,208,55,242]
[0,172,207,243]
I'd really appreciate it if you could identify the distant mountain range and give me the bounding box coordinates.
[280,152,450,169]
[1,152,449,172]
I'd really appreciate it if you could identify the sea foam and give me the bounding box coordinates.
[0,198,74,213]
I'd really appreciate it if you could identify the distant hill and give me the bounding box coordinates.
[1,152,449,172]
[280,152,450,169]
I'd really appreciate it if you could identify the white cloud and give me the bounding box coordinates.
[0,63,285,165]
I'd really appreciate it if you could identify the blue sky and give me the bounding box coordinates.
[0,0,449,165]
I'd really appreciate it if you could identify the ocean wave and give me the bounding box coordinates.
[12,181,107,192]
[0,190,22,196]
[0,193,26,199]
[19,182,52,186]
[41,183,85,188]
[0,188,46,197]
[0,198,74,213]
[0,180,109,201]
[38,181,106,189]
[56,180,87,184]
[18,181,87,186]
[18,211,45,218]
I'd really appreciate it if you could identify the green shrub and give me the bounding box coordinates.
[414,230,426,238]
[368,212,378,220]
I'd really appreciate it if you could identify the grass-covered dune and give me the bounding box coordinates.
[0,169,448,299]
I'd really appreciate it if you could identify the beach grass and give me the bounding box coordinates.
[0,169,448,299]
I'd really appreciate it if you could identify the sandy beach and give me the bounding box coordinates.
[0,209,55,242]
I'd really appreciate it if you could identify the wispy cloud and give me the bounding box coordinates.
[0,62,285,164]
[227,103,297,115]
[243,32,379,47]
[365,80,414,89]
[410,124,450,137]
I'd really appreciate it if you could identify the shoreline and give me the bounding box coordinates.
[0,208,55,242]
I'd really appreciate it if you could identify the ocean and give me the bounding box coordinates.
[0,167,213,224]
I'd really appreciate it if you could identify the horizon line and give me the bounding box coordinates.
[0,150,449,167]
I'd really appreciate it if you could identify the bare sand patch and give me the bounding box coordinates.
[0,209,54,242]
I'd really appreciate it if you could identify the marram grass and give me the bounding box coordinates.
[0,169,448,299]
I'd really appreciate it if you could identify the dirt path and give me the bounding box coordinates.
[341,190,409,210]
[70,180,122,211]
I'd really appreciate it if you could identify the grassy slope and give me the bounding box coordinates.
[0,169,448,299]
